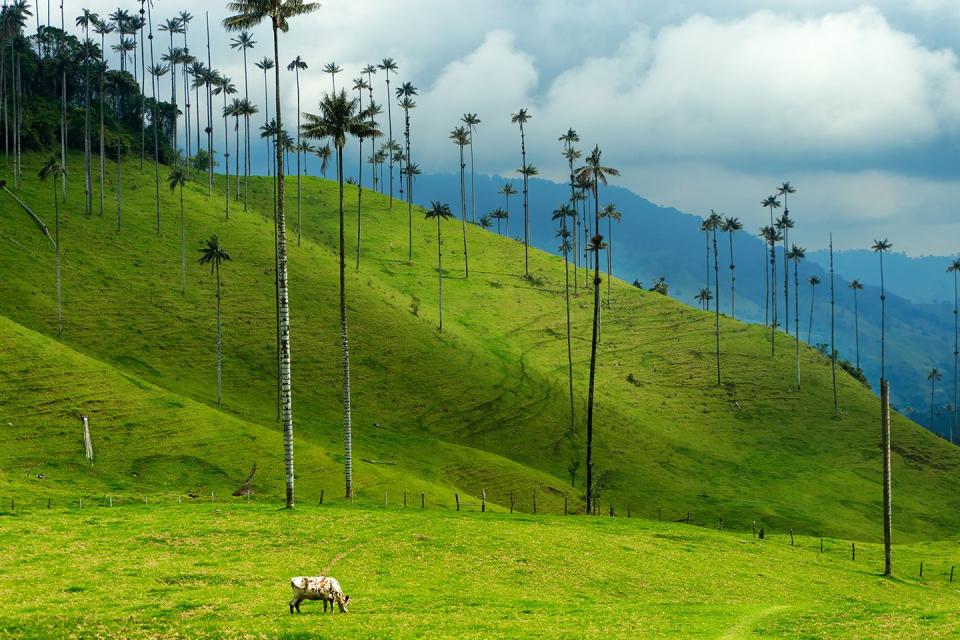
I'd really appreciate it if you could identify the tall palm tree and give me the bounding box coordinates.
[159,18,183,149]
[599,204,621,306]
[254,57,274,175]
[198,235,232,407]
[287,55,308,244]
[767,225,783,354]
[424,201,453,331]
[554,204,576,439]
[38,155,65,335]
[214,76,237,219]
[225,0,320,508]
[695,288,712,310]
[76,10,98,217]
[462,113,481,223]
[302,89,374,500]
[93,17,114,216]
[235,98,258,200]
[316,143,331,178]
[761,195,781,326]
[829,234,838,416]
[872,238,893,382]
[929,368,944,435]
[229,31,255,207]
[353,96,381,270]
[849,279,864,373]
[144,2,163,234]
[450,125,471,277]
[168,166,189,294]
[776,212,794,334]
[397,81,417,261]
[704,210,724,384]
[575,145,619,512]
[948,260,960,443]
[511,108,532,276]
[490,208,507,235]
[322,60,341,92]
[721,216,742,318]
[499,182,517,238]
[788,244,806,388]
[807,275,821,344]
[562,144,582,291]
[377,57,398,207]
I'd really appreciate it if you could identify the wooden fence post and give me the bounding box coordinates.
[109,496,112,508]
[563,495,567,516]
[510,493,514,514]
[384,492,388,508]
[320,489,325,505]
[820,537,824,553]
[950,566,954,583]
[532,490,537,514]
[852,542,856,561]
[82,415,94,462]
[481,490,486,513]
[657,506,661,521]
[403,491,407,508]
[455,493,460,511]
[919,562,923,578]
[421,492,425,508]
[47,498,51,509]
[790,529,794,546]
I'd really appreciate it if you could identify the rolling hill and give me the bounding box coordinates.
[2,152,960,541]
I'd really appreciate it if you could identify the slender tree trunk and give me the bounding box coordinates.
[223,92,230,220]
[808,285,816,344]
[459,145,469,277]
[216,260,222,406]
[763,238,769,326]
[468,128,476,223]
[139,3,147,170]
[336,146,353,499]
[356,138,363,271]
[242,48,249,209]
[606,215,613,306]
[585,180,602,512]
[770,242,777,356]
[854,288,860,371]
[521,123,529,277]
[272,23,295,510]
[563,218,575,438]
[180,186,186,293]
[99,43,105,216]
[84,36,92,216]
[728,231,736,318]
[954,271,958,444]
[437,217,443,331]
[931,377,936,433]
[881,379,892,576]
[794,264,800,389]
[295,69,301,245]
[880,252,886,383]
[783,228,790,335]
[830,235,838,416]
[53,182,62,335]
[386,75,393,207]
[405,106,412,263]
[713,229,721,385]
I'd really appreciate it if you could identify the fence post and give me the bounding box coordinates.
[320,489,325,505]
[78,498,82,509]
[178,495,182,504]
[384,492,388,508]
[421,492,425,508]
[657,506,661,521]
[532,490,537,514]
[609,505,614,517]
[564,495,567,516]
[627,505,631,518]
[47,498,51,509]
[852,542,856,561]
[481,490,486,513]
[820,537,824,554]
[510,493,514,514]
[950,566,955,583]
[109,496,112,508]
[211,492,215,503]
[403,491,407,508]
[920,562,923,578]
[790,529,794,546]
[455,493,460,511]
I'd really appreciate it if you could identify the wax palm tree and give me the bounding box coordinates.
[761,195,781,326]
[695,288,712,310]
[225,0,320,508]
[490,207,507,235]
[285,55,308,244]
[721,216,742,318]
[872,238,893,382]
[253,56,274,174]
[776,212,794,334]
[511,108,532,276]
[948,260,960,442]
[424,201,453,331]
[499,182,517,237]
[699,219,711,295]
[848,279,864,373]
[461,113,481,223]
[229,31,255,205]
[562,144,582,290]
[704,210,724,384]
[575,145,619,512]
[76,10,98,216]
[302,89,375,501]
[159,18,183,148]
[167,166,189,293]
[599,204,621,306]
[38,155,65,335]
[377,57,398,207]
[198,235,232,407]
[396,81,417,260]
[316,143,331,178]
[93,17,114,216]
[807,275,821,344]
[788,244,806,388]
[929,368,944,434]
[449,125,471,277]
[214,76,237,219]
[322,60,341,92]
[354,103,381,270]
[554,203,576,439]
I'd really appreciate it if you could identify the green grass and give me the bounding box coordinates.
[1,502,959,639]
[2,152,960,541]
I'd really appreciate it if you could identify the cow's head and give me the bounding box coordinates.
[338,594,350,613]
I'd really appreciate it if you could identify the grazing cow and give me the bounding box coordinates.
[289,576,350,614]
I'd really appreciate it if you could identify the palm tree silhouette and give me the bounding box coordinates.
[499,182,517,238]
[807,275,822,344]
[198,235,232,407]
[872,238,893,382]
[377,58,398,207]
[38,155,65,335]
[721,216,743,318]
[353,94,381,270]
[93,17,114,216]
[699,219,711,297]
[214,76,237,220]
[554,204,576,440]
[518,163,539,273]
[776,212,794,334]
[511,108,532,275]
[450,125,471,277]
[948,260,960,443]
[322,60,341,92]
[787,244,806,388]
[761,195,781,326]
[599,204,621,306]
[76,10,98,216]
[848,279,864,373]
[316,143,331,178]
[425,201,454,332]
[490,208,508,235]
[695,288,713,310]
[929,368,944,434]
[167,165,189,294]
[705,210,724,384]
[288,55,308,245]
[561,140,582,291]
[829,234,838,416]
[228,31,255,204]
[462,113,481,223]
[302,89,376,500]
[397,81,417,261]
[225,0,320,509]
[576,145,619,512]
[253,57,274,174]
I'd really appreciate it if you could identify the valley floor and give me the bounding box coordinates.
[1,503,958,639]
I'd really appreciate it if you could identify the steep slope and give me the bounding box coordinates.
[2,153,960,540]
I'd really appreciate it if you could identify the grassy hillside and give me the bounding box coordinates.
[2,152,960,540]
[1,502,959,639]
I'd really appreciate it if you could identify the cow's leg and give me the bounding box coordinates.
[323,598,328,613]
[289,597,296,615]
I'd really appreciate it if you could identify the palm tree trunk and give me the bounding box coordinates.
[521,123,529,278]
[563,218,575,439]
[272,23,295,510]
[830,235,838,416]
[437,216,443,331]
[468,130,476,223]
[728,231,736,318]
[953,271,958,444]
[53,183,62,336]
[459,145,469,277]
[180,186,186,293]
[881,379,892,576]
[931,377,936,433]
[808,285,815,344]
[405,107,412,263]
[295,68,301,245]
[585,181,601,513]
[880,252,886,382]
[794,264,800,389]
[223,92,230,220]
[356,146,362,271]
[854,288,860,372]
[148,6,161,235]
[84,41,92,216]
[235,115,241,202]
[242,48,249,209]
[606,216,613,306]
[763,238,769,326]
[713,229,721,385]
[783,229,790,335]
[386,75,393,208]
[337,146,353,499]
[770,242,777,356]
[99,47,105,216]
[216,259,222,407]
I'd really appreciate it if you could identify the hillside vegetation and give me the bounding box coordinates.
[2,152,960,540]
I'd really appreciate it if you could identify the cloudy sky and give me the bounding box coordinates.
[67,1,960,254]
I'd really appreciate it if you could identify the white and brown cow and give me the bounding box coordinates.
[289,576,350,614]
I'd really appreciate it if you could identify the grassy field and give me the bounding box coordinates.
[1,502,959,639]
[2,152,960,541]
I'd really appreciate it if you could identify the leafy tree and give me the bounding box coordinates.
[761,195,781,326]
[649,276,668,296]
[498,181,517,237]
[848,279,864,374]
[198,235,232,407]
[224,0,320,509]
[775,212,794,334]
[424,201,454,331]
[396,81,417,261]
[554,204,576,439]
[695,287,712,310]
[704,210,723,384]
[490,207,508,235]
[214,76,237,220]
[228,30,256,205]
